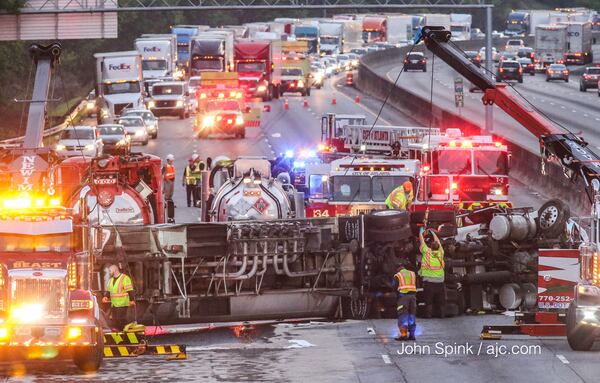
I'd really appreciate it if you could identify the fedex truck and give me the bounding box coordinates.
[94,51,144,123]
[135,34,177,79]
[535,24,568,69]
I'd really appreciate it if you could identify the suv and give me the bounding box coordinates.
[505,39,525,53]
[55,125,103,158]
[580,67,600,91]
[403,52,426,72]
[496,60,523,83]
[147,81,190,119]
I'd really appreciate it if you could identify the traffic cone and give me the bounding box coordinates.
[303,99,308,108]
[331,97,337,105]
[355,95,360,104]
[284,99,289,110]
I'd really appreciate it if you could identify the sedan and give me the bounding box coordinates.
[403,52,427,72]
[121,109,159,138]
[546,64,569,82]
[98,124,130,154]
[117,116,149,145]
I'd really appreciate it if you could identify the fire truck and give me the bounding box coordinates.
[305,156,420,217]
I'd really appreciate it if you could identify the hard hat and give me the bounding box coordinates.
[191,153,199,161]
[166,154,174,161]
[403,181,413,191]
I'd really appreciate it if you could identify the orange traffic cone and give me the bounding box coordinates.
[331,97,337,105]
[284,99,289,110]
[303,99,308,108]
[355,95,360,104]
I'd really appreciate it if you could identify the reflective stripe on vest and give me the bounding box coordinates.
[385,186,408,210]
[185,165,197,185]
[395,269,416,293]
[108,274,133,308]
[419,245,445,279]
[165,164,175,181]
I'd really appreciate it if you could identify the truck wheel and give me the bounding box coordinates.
[179,110,185,119]
[567,301,596,351]
[580,83,587,92]
[152,131,158,139]
[365,210,410,229]
[73,322,104,372]
[341,294,370,320]
[422,66,427,72]
[273,85,280,99]
[518,77,523,83]
[142,138,148,146]
[365,226,412,242]
[537,199,570,238]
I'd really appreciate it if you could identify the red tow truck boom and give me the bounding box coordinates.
[417,26,600,201]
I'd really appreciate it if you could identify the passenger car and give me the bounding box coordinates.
[97,124,130,154]
[516,57,535,75]
[403,52,427,72]
[55,125,103,158]
[117,115,149,145]
[546,64,569,82]
[579,67,600,91]
[121,109,159,138]
[496,60,523,83]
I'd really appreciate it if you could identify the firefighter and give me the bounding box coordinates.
[385,180,414,210]
[102,265,135,331]
[182,156,198,207]
[162,154,176,223]
[392,259,417,341]
[418,227,446,318]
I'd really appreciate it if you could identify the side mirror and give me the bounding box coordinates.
[185,91,190,96]
[244,106,251,113]
[263,105,271,112]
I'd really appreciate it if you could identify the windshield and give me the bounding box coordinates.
[407,54,423,60]
[502,62,520,68]
[282,68,303,76]
[103,81,140,95]
[508,40,522,46]
[588,68,600,75]
[549,64,566,70]
[152,85,183,96]
[142,60,167,71]
[332,176,370,202]
[206,100,240,112]
[237,62,266,72]
[436,150,472,175]
[363,31,381,41]
[475,150,508,175]
[0,233,73,252]
[99,125,124,135]
[177,46,189,56]
[451,26,467,32]
[320,36,339,44]
[118,118,143,127]
[60,129,95,140]
[372,176,411,202]
[191,58,224,71]
[123,111,154,121]
[309,174,330,199]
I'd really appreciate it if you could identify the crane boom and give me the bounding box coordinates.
[416,26,600,200]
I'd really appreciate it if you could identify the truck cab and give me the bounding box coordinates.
[147,80,190,119]
[505,11,530,36]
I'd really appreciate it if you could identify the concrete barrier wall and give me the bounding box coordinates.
[356,40,590,213]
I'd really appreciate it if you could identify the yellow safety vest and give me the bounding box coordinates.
[395,269,417,293]
[419,243,445,279]
[191,162,203,182]
[185,164,197,186]
[108,273,133,308]
[385,185,413,210]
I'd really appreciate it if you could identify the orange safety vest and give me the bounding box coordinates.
[164,163,175,181]
[394,269,417,293]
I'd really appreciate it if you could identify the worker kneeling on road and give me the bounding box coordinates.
[418,227,446,318]
[103,264,135,331]
[393,259,417,341]
[385,181,414,210]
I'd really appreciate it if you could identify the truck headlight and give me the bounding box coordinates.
[85,144,95,151]
[86,101,95,110]
[203,116,215,127]
[235,115,244,125]
[176,100,184,107]
[257,85,267,92]
[55,144,66,151]
[11,304,44,323]
[148,101,156,108]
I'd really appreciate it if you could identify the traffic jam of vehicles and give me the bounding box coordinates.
[3,6,600,374]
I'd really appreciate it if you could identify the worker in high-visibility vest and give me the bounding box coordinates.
[182,156,198,207]
[418,227,446,318]
[392,260,417,341]
[192,154,205,207]
[162,154,176,223]
[385,180,414,210]
[102,264,135,331]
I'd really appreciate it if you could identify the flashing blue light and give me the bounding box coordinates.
[293,161,306,169]
[284,150,294,158]
[307,150,317,158]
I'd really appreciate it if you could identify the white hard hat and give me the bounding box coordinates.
[166,154,174,161]
[191,153,199,161]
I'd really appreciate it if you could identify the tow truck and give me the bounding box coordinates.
[417,26,600,350]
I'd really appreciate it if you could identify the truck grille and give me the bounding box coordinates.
[155,100,177,108]
[114,103,129,115]
[65,145,84,151]
[12,278,65,317]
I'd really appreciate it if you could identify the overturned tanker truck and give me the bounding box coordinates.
[94,153,580,324]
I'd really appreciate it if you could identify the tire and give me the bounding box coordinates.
[545,78,549,82]
[179,110,185,119]
[496,76,501,83]
[537,199,570,238]
[341,294,370,320]
[410,210,455,225]
[566,78,569,83]
[581,83,586,92]
[365,210,410,230]
[518,77,523,83]
[530,72,535,76]
[567,301,596,351]
[365,226,412,243]
[142,138,148,146]
[73,322,104,372]
[151,131,158,139]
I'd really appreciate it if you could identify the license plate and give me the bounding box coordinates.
[45,327,61,337]
[410,60,418,63]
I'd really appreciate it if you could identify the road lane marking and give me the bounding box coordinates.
[271,133,281,138]
[556,354,570,364]
[367,327,376,335]
[381,354,392,364]
[287,339,315,349]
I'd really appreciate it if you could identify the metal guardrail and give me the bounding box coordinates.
[0,98,87,147]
